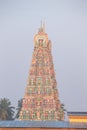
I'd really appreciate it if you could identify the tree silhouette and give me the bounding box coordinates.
[59,103,66,121]
[15,98,23,119]
[0,98,15,120]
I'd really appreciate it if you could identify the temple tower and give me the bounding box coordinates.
[19,25,64,120]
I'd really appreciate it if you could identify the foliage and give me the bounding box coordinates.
[0,98,15,120]
[59,103,66,121]
[15,98,23,119]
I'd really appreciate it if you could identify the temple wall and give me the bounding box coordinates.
[0,128,86,130]
[68,115,87,122]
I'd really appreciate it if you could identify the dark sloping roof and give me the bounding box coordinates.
[0,121,87,128]
[67,112,87,116]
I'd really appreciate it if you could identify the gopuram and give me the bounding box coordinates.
[19,24,64,121]
[0,25,87,130]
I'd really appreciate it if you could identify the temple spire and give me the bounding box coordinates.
[43,22,45,32]
[38,21,45,33]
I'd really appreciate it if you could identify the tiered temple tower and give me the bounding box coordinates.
[19,25,64,121]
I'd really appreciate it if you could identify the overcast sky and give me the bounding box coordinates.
[0,0,87,112]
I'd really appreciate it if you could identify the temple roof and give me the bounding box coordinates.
[0,121,87,128]
[67,112,87,116]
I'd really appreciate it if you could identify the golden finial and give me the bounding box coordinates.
[38,21,45,33]
[43,22,45,32]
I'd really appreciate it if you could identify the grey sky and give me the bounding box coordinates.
[0,0,87,112]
